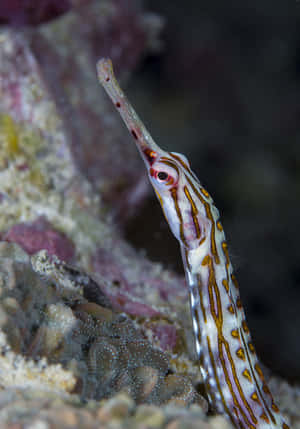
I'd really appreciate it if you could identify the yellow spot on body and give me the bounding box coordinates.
[248,342,255,354]
[242,320,249,334]
[222,279,229,293]
[236,297,242,309]
[201,187,210,198]
[272,403,279,412]
[254,363,264,379]
[236,348,245,360]
[242,369,252,383]
[231,273,239,289]
[231,329,239,339]
[251,392,261,403]
[227,304,235,314]
[260,413,270,423]
[201,255,210,266]
[282,423,290,429]
[216,220,223,231]
[221,241,230,272]
[262,384,271,395]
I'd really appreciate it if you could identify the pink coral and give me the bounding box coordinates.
[3,217,75,262]
[108,292,162,317]
[151,323,177,352]
[0,0,71,26]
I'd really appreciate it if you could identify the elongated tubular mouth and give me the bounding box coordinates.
[97,58,161,166]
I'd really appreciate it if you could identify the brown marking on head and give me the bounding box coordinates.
[184,175,220,263]
[160,158,180,175]
[170,186,187,247]
[143,148,157,165]
[183,185,201,239]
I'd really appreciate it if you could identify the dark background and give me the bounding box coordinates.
[125,0,300,382]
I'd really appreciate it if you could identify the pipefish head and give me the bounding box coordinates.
[97,58,208,250]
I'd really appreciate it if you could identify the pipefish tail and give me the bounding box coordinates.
[97,57,290,429]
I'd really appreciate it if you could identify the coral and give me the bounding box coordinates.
[3,217,75,262]
[0,241,293,428]
[30,248,200,405]
[0,244,76,395]
[0,243,203,419]
[0,331,76,394]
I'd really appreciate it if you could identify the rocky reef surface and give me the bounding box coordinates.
[0,1,298,428]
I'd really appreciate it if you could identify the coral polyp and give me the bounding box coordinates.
[0,244,200,409]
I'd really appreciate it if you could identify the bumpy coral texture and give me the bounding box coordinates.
[0,243,202,408]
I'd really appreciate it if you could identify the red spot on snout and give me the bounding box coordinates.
[131,129,138,139]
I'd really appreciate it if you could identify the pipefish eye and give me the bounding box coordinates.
[157,171,168,181]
